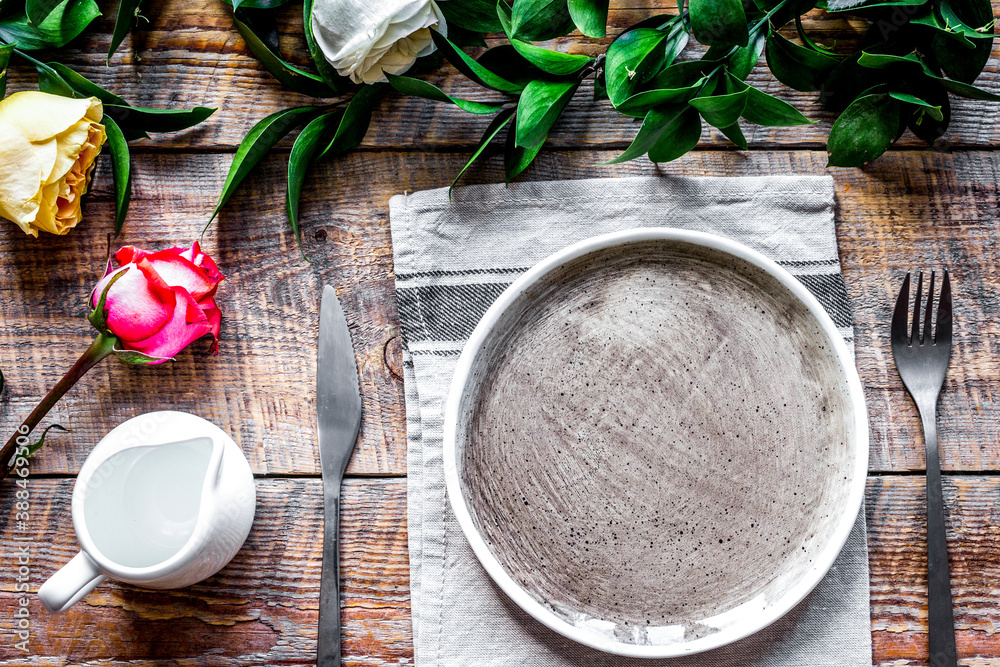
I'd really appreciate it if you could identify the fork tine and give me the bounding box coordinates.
[912,271,924,345]
[892,273,911,347]
[936,270,953,346]
[923,270,936,345]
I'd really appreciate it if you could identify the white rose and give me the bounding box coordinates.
[311,0,447,85]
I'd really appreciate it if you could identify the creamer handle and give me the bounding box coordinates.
[38,551,105,613]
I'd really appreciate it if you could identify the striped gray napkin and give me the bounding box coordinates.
[389,175,872,667]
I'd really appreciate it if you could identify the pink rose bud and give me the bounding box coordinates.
[91,242,224,362]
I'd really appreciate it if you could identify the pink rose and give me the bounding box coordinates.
[91,242,224,362]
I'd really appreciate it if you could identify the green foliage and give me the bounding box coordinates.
[287,111,343,255]
[209,106,323,225]
[103,117,132,237]
[516,79,579,148]
[25,424,68,457]
[0,43,14,97]
[690,0,748,47]
[109,0,144,61]
[220,0,999,240]
[386,73,505,113]
[0,0,100,50]
[234,13,340,97]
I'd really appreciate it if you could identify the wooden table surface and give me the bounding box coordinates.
[1,1,1000,665]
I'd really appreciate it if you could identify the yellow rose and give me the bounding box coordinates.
[0,91,106,237]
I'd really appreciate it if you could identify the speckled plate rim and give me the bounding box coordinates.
[442,227,869,658]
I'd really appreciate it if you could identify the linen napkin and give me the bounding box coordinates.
[389,175,872,667]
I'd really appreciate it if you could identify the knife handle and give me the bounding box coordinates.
[317,493,342,667]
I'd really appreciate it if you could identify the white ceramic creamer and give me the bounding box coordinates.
[38,411,256,613]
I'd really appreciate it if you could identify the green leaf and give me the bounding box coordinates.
[385,73,505,114]
[857,51,927,71]
[303,0,352,91]
[765,29,839,92]
[440,0,504,32]
[604,104,689,164]
[510,0,575,41]
[477,45,549,86]
[113,344,172,364]
[447,25,489,47]
[827,93,902,166]
[287,110,342,254]
[26,0,63,27]
[705,18,766,80]
[103,116,131,237]
[108,0,142,61]
[690,89,749,127]
[923,0,995,84]
[0,43,11,97]
[568,0,609,38]
[754,0,818,28]
[318,83,387,159]
[604,28,687,106]
[648,107,702,162]
[89,269,127,333]
[906,81,951,143]
[858,50,1000,101]
[593,69,608,100]
[615,78,707,116]
[26,424,68,457]
[729,21,768,79]
[508,39,593,76]
[504,119,543,182]
[888,92,944,120]
[929,31,992,86]
[738,78,815,126]
[36,0,101,48]
[0,14,53,50]
[689,0,748,47]
[210,106,321,222]
[515,79,578,148]
[452,107,515,191]
[646,60,714,89]
[935,76,1000,101]
[718,121,748,149]
[44,62,128,105]
[28,57,76,97]
[234,14,335,98]
[105,104,216,139]
[431,30,524,94]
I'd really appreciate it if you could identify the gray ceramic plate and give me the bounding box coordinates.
[443,229,868,658]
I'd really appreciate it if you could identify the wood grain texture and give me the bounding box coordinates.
[2,0,999,151]
[0,475,997,666]
[2,149,998,474]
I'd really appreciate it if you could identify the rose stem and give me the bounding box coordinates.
[0,333,116,481]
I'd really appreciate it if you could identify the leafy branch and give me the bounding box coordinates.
[211,0,998,247]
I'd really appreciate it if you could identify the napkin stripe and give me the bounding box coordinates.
[396,272,852,345]
[395,258,841,283]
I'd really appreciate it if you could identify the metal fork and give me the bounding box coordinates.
[890,271,956,667]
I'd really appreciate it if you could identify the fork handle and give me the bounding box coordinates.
[921,412,958,667]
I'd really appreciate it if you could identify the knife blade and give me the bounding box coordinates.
[316,285,363,667]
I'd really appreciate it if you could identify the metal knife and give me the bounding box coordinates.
[316,285,363,667]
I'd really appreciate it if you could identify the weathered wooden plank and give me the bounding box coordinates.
[0,477,411,666]
[0,475,998,665]
[2,149,998,474]
[3,0,1000,151]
